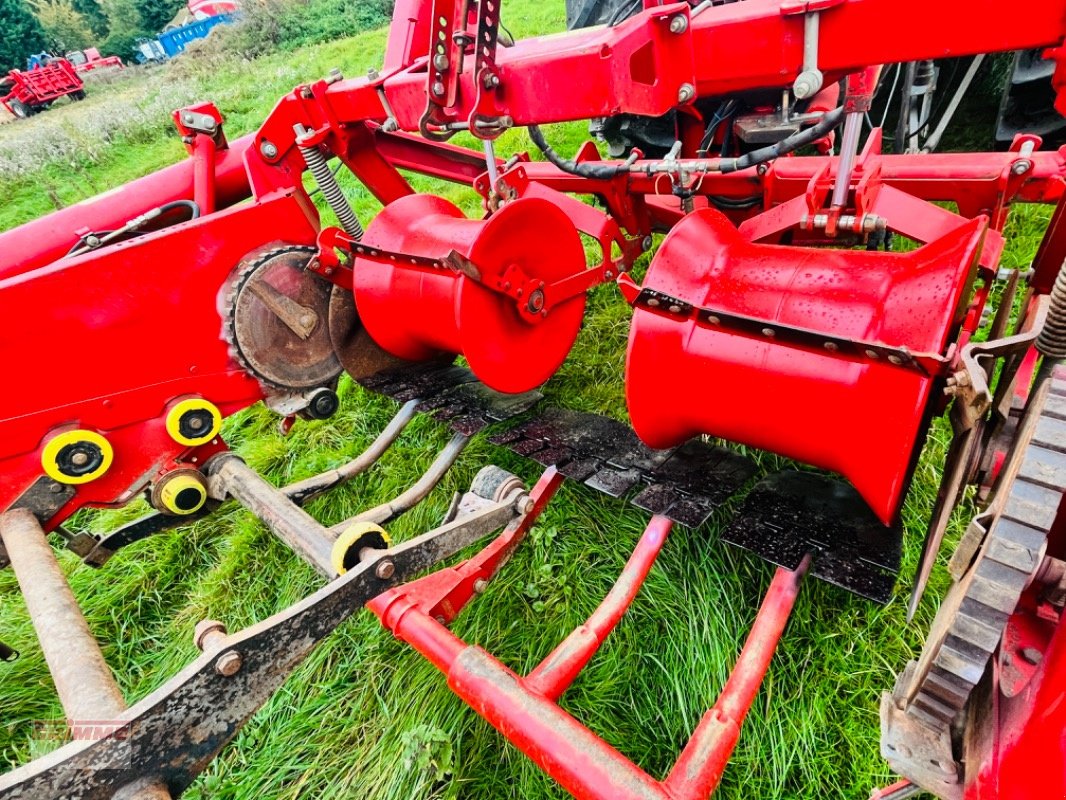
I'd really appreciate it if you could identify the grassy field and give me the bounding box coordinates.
[0,4,1054,799]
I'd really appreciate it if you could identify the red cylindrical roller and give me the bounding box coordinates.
[626,208,983,525]
[353,193,587,394]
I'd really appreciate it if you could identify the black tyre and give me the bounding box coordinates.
[8,99,33,118]
[70,89,86,101]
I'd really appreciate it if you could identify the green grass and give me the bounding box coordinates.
[0,4,1055,799]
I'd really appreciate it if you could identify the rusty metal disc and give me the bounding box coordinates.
[327,283,413,381]
[227,246,341,390]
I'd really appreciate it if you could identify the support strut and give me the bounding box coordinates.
[0,509,171,800]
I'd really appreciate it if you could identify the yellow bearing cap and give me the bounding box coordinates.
[157,472,208,515]
[166,398,222,447]
[41,430,113,485]
[332,521,392,576]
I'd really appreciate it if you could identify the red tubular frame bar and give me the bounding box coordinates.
[370,470,810,800]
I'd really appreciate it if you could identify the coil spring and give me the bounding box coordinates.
[1037,262,1066,360]
[298,142,364,241]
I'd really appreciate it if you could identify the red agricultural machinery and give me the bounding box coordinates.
[1,0,1066,798]
[0,57,85,118]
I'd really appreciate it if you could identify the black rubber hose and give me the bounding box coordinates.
[156,199,201,220]
[719,106,845,173]
[527,125,632,180]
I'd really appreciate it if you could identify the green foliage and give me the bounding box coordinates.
[71,0,108,38]
[137,0,185,34]
[27,0,95,52]
[212,0,394,59]
[0,0,47,72]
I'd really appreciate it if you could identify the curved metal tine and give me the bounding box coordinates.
[330,432,471,530]
[284,399,420,505]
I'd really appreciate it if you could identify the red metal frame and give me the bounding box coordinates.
[370,469,810,799]
[1,59,83,113]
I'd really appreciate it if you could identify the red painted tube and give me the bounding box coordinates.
[524,516,672,701]
[663,558,810,798]
[0,133,254,281]
[193,134,218,215]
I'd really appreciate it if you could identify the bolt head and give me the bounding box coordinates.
[215,650,243,677]
[327,68,343,83]
[668,13,688,34]
[432,81,446,97]
[433,53,450,72]
[260,140,278,159]
[473,578,489,594]
[1012,159,1032,176]
[677,83,695,104]
[375,560,396,580]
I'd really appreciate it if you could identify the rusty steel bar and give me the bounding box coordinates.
[328,432,470,531]
[0,509,127,721]
[209,455,336,577]
[524,516,672,701]
[0,509,172,800]
[283,399,419,505]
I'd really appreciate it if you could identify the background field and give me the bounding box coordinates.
[0,3,1053,798]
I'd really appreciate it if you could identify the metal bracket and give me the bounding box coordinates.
[628,284,949,377]
[1,477,77,568]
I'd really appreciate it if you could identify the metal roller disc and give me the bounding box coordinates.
[227,246,342,390]
[326,284,414,381]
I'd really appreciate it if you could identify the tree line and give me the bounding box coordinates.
[0,0,186,72]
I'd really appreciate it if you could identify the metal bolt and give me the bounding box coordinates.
[301,87,313,99]
[756,163,769,176]
[668,305,682,314]
[435,615,447,625]
[761,327,776,338]
[647,298,660,307]
[707,315,720,325]
[888,354,903,365]
[432,53,450,72]
[375,560,396,580]
[519,496,535,514]
[1011,159,1032,176]
[793,69,824,100]
[367,67,381,81]
[482,72,500,90]
[432,80,446,97]
[326,68,343,84]
[215,650,243,677]
[1020,646,1043,665]
[260,140,278,159]
[70,451,89,467]
[527,289,545,313]
[194,619,227,651]
[668,14,688,34]
[824,341,839,352]
[677,83,695,104]
[865,349,880,359]
[48,482,63,493]
[473,578,489,594]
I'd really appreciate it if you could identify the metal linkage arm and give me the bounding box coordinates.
[370,512,810,800]
[0,469,555,800]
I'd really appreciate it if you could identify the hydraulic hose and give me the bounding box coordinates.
[719,105,845,173]
[527,125,636,180]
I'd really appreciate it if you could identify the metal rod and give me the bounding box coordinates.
[0,509,172,800]
[0,509,127,722]
[192,134,217,215]
[922,54,985,154]
[210,455,336,577]
[831,111,863,207]
[283,399,420,505]
[483,139,501,190]
[329,432,470,530]
[524,516,672,701]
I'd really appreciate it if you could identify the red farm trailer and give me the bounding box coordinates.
[0,58,85,118]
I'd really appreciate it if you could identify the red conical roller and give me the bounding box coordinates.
[352,193,587,394]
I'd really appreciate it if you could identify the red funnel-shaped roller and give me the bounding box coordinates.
[626,209,984,525]
[353,194,587,394]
